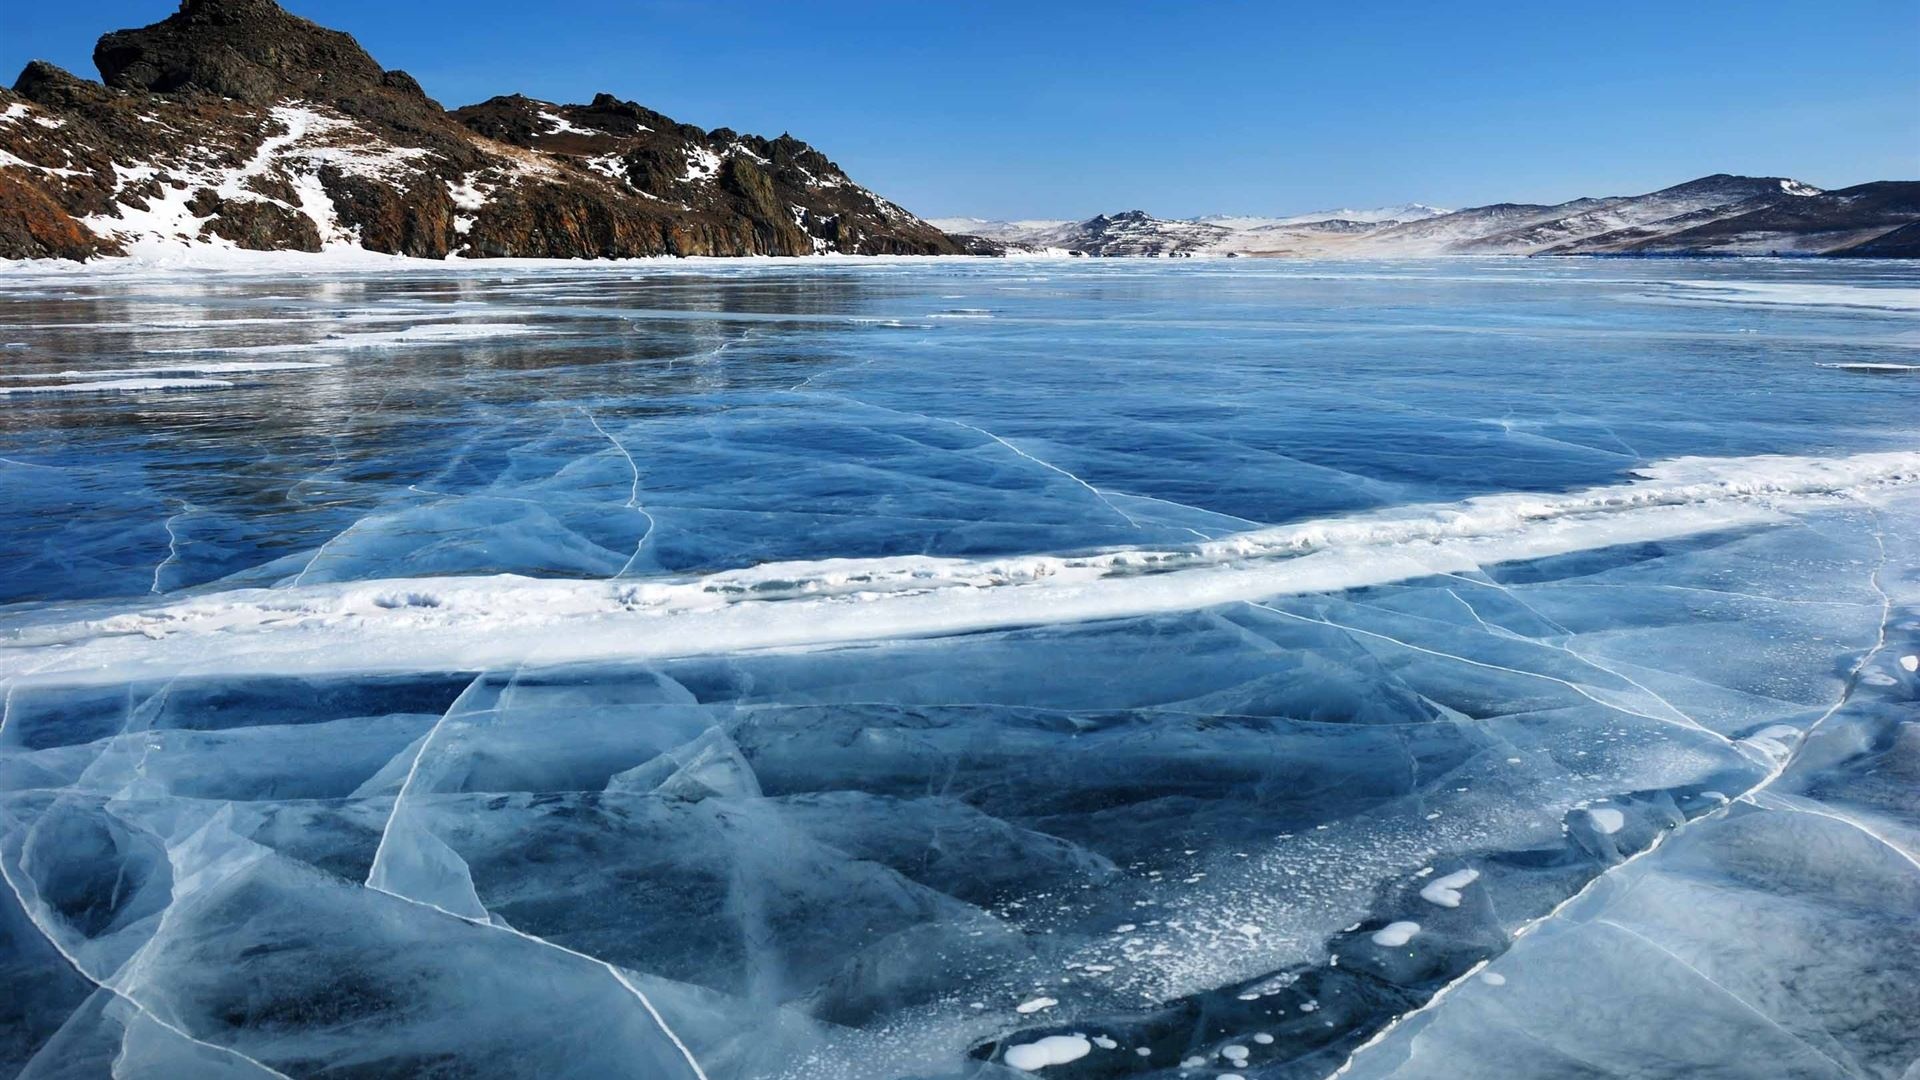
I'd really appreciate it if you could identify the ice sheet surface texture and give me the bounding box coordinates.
[1,258,1917,1079]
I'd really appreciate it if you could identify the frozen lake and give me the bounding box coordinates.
[1,257,1917,1078]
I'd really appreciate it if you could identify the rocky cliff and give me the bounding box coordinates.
[0,0,966,261]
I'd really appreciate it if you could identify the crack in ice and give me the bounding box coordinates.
[365,671,491,885]
[929,415,1147,530]
[1329,504,1905,1080]
[811,392,1150,530]
[1745,791,1920,874]
[0,846,294,1079]
[1437,572,1726,748]
[358,667,707,1080]
[580,407,656,576]
[1593,918,1864,1078]
[363,883,711,1080]
[1243,601,1739,749]
[150,500,193,595]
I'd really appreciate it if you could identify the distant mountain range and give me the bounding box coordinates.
[927,205,1454,245]
[940,176,1920,259]
[0,0,964,261]
[0,0,1911,263]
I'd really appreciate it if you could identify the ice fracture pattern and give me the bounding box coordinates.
[0,257,1916,1079]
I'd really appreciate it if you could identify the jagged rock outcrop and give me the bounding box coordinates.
[0,0,965,261]
[445,94,955,257]
[96,0,411,105]
[0,170,114,260]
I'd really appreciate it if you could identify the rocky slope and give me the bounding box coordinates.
[0,0,965,261]
[964,176,1919,258]
[1025,211,1235,257]
[1591,181,1920,256]
[1358,175,1826,256]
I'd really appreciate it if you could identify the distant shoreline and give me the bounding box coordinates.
[10,250,1918,278]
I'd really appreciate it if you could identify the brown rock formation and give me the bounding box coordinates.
[0,0,971,261]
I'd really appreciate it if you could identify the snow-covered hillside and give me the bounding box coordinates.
[1194,204,1451,229]
[942,178,1917,258]
[926,217,1073,241]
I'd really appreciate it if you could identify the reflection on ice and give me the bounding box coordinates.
[0,259,1916,1078]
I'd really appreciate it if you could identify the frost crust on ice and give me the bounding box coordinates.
[1372,922,1421,947]
[1004,1035,1092,1070]
[0,377,234,396]
[1585,807,1625,835]
[1418,869,1479,908]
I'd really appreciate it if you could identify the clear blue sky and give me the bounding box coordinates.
[5,0,1916,219]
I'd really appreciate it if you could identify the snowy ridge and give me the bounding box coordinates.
[938,176,1918,258]
[8,448,1916,685]
[946,206,1453,252]
[1195,205,1451,229]
[1437,175,1829,255]
[926,217,1075,240]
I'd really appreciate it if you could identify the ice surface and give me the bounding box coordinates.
[1336,498,1920,1080]
[1662,280,1920,312]
[0,377,234,396]
[0,259,1916,1078]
